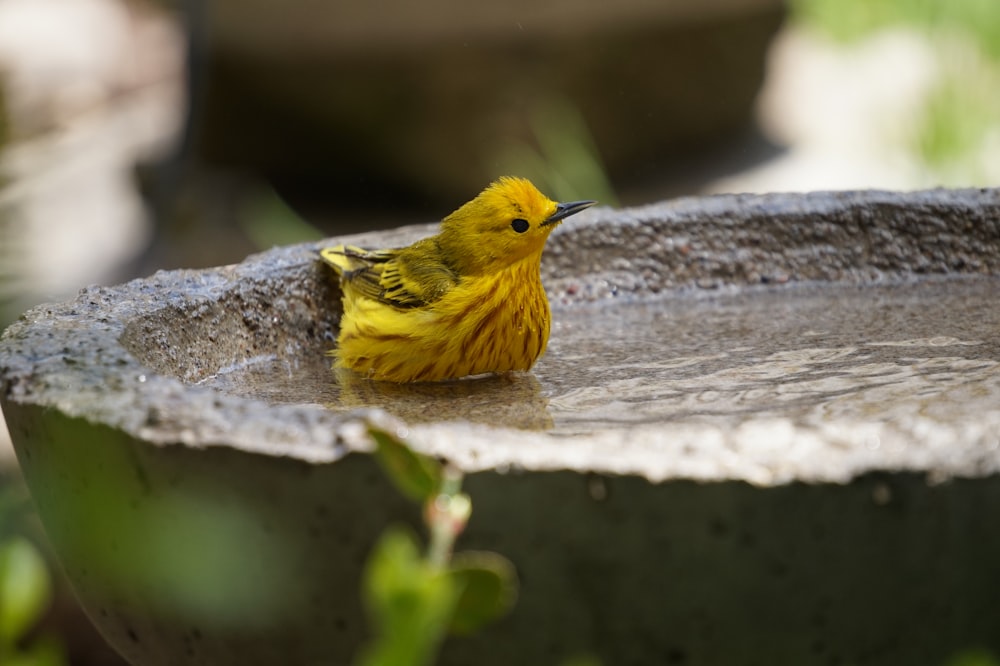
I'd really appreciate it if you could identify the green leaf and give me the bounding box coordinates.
[357,527,460,666]
[0,537,52,646]
[447,551,519,635]
[363,527,424,613]
[368,425,442,503]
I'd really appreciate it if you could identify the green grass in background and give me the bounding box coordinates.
[789,0,1000,59]
[916,51,1000,175]
[493,96,619,208]
[790,0,1000,185]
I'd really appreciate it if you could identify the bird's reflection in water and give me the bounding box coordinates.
[328,369,553,431]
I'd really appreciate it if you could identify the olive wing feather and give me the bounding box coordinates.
[320,244,457,309]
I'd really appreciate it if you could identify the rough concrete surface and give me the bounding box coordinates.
[1,189,1000,665]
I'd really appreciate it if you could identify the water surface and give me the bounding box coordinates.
[200,277,1000,433]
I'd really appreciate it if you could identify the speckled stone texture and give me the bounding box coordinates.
[2,188,1000,665]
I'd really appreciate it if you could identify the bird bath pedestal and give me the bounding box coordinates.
[2,189,1000,665]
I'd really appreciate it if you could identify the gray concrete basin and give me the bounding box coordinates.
[2,189,1000,665]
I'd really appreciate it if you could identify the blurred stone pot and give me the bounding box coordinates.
[2,189,1000,665]
[180,0,784,203]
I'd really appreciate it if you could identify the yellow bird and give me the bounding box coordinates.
[320,176,595,382]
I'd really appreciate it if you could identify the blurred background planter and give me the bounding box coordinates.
[181,0,785,207]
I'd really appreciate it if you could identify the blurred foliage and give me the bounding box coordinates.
[356,527,460,666]
[0,538,64,666]
[789,0,1000,58]
[235,94,615,256]
[445,551,517,637]
[496,96,618,208]
[240,187,324,251]
[792,0,1000,186]
[0,486,66,666]
[944,649,1000,666]
[914,48,1000,174]
[369,428,443,504]
[357,425,518,666]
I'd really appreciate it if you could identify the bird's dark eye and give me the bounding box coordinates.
[511,218,530,233]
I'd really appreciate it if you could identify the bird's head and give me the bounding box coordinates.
[439,176,595,275]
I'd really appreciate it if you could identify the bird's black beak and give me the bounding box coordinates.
[541,200,597,226]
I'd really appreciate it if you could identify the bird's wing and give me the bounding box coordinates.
[319,244,457,309]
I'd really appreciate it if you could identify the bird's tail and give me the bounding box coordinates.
[319,245,368,276]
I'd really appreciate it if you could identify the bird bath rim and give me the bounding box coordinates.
[2,188,1000,486]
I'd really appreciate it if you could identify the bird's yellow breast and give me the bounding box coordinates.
[335,256,551,382]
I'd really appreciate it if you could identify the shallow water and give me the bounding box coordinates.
[200,277,1000,433]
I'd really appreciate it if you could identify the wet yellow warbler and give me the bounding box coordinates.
[320,176,595,382]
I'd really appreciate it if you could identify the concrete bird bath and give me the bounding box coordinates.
[2,189,1000,665]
